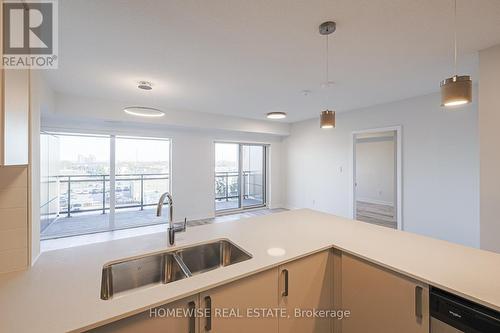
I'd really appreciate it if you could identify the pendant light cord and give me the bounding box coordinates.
[325,34,329,84]
[453,0,457,74]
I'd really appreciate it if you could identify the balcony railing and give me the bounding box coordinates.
[41,173,169,217]
[215,171,263,202]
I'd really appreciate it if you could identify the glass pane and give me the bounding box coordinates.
[114,137,170,229]
[40,133,111,239]
[242,145,265,207]
[215,143,240,211]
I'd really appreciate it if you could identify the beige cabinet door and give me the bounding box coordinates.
[278,250,333,333]
[2,69,29,166]
[341,253,429,333]
[199,267,279,333]
[88,295,199,333]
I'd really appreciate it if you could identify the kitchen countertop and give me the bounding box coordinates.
[1,209,499,332]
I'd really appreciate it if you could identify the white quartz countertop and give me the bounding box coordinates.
[1,209,500,332]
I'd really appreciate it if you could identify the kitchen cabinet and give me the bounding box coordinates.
[199,267,279,333]
[1,68,30,166]
[0,1,30,166]
[341,253,429,333]
[278,250,333,333]
[88,295,200,333]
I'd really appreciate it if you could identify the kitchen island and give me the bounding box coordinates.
[0,209,499,332]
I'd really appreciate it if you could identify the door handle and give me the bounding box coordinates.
[188,301,196,333]
[204,296,212,331]
[281,269,289,297]
[415,286,423,319]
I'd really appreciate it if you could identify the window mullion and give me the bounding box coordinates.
[109,135,116,230]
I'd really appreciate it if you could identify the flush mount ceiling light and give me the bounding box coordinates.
[137,81,153,90]
[319,21,337,128]
[123,106,165,117]
[440,0,472,108]
[266,111,287,119]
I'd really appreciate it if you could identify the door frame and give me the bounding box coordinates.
[350,125,402,230]
[213,141,269,215]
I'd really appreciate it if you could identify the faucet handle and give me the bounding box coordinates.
[174,218,187,233]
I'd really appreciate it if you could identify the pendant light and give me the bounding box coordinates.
[319,21,336,128]
[440,0,472,107]
[320,110,335,128]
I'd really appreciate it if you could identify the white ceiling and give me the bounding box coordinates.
[43,0,500,123]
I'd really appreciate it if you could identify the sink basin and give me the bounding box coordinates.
[101,239,251,300]
[176,240,252,275]
[100,252,188,300]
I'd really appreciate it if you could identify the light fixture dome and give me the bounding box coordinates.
[266,112,287,119]
[320,110,335,128]
[440,75,472,107]
[123,106,165,117]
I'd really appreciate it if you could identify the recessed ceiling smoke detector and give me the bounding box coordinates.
[123,106,165,117]
[267,112,287,119]
[137,81,153,90]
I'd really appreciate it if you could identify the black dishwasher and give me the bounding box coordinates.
[430,287,500,333]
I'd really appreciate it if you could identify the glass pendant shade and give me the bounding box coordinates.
[320,110,335,128]
[440,75,472,107]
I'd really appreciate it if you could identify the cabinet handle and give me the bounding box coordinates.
[188,301,196,333]
[415,286,423,319]
[281,269,289,297]
[204,296,212,331]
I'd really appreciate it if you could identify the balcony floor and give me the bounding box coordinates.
[41,199,267,240]
[215,198,263,211]
[41,208,167,240]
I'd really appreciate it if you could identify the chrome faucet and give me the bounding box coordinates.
[157,192,186,246]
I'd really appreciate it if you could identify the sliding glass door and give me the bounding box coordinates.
[40,132,171,239]
[114,137,171,229]
[215,142,267,213]
[40,133,111,238]
[242,145,265,208]
[215,143,240,211]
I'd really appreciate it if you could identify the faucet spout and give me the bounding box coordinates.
[157,192,186,246]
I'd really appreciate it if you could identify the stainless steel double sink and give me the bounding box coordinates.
[100,239,252,300]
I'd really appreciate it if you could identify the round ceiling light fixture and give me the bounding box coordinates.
[123,106,165,117]
[440,0,472,108]
[266,111,287,119]
[137,81,153,90]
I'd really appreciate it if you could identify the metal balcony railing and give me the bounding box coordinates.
[215,171,263,202]
[41,173,169,217]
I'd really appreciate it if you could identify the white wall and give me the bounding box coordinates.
[479,44,500,253]
[42,95,285,223]
[29,72,55,264]
[283,91,479,248]
[355,137,395,205]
